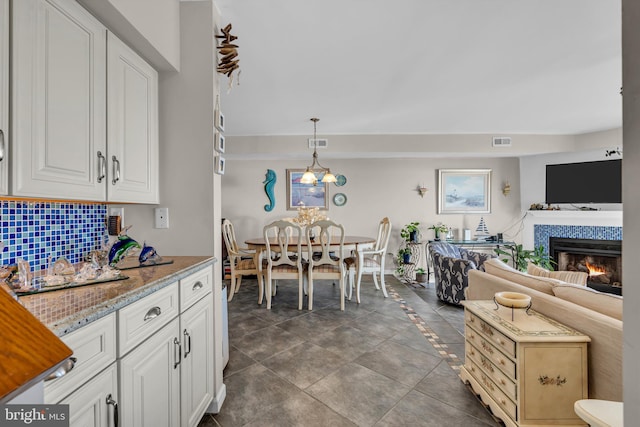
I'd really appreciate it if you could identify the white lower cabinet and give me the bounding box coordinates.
[120,317,181,427]
[180,295,215,427]
[60,364,119,427]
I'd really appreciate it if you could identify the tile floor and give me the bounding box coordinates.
[199,275,501,427]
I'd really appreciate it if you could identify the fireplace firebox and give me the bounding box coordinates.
[548,237,622,295]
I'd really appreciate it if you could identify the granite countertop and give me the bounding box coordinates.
[18,256,215,336]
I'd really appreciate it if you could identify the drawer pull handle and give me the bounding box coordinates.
[106,393,119,427]
[112,155,121,185]
[500,398,506,405]
[45,357,77,381]
[174,337,181,369]
[144,306,162,321]
[499,359,506,366]
[500,379,506,385]
[97,151,106,183]
[192,281,204,291]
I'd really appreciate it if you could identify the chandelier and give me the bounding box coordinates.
[300,118,337,185]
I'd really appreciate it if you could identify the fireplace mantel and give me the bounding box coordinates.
[523,210,622,249]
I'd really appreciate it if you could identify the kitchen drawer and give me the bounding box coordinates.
[180,266,213,312]
[466,327,516,378]
[467,358,517,422]
[466,311,516,357]
[45,312,116,403]
[118,282,179,356]
[466,341,516,400]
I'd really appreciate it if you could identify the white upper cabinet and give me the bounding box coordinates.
[12,0,107,201]
[107,32,159,204]
[0,0,8,195]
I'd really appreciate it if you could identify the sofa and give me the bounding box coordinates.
[428,241,496,305]
[466,258,623,401]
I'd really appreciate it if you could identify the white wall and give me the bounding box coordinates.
[622,0,640,420]
[221,157,521,271]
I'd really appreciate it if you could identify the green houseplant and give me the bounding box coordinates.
[494,244,555,272]
[428,223,449,241]
[394,247,412,274]
[415,267,429,283]
[400,222,420,243]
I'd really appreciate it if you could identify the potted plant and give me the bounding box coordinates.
[415,267,429,283]
[428,223,449,241]
[400,222,421,243]
[494,244,555,272]
[398,247,412,264]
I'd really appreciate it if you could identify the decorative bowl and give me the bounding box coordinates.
[494,291,531,309]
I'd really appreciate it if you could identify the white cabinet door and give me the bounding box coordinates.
[0,0,8,195]
[180,295,214,427]
[120,317,180,427]
[61,364,119,427]
[107,32,159,204]
[12,0,107,200]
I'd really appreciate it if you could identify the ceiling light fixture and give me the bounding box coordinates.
[300,118,337,185]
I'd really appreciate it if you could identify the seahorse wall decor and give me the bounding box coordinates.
[263,169,276,212]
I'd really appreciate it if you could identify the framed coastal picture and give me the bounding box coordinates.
[438,169,491,214]
[286,169,328,210]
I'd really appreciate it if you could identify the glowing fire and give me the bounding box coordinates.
[586,262,606,276]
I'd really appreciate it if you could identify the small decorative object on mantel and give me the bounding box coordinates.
[215,23,240,87]
[417,184,428,198]
[263,169,276,212]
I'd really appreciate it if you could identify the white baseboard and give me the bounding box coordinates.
[206,383,227,414]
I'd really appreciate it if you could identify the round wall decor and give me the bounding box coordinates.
[333,193,347,206]
[335,175,347,186]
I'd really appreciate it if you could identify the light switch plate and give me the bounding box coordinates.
[155,207,169,229]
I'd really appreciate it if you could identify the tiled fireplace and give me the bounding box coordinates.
[527,211,623,295]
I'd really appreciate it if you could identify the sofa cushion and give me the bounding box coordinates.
[484,258,562,295]
[552,283,623,321]
[527,262,588,285]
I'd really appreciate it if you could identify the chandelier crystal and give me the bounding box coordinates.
[300,118,337,185]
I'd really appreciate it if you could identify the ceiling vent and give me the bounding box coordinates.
[492,136,512,147]
[308,138,328,149]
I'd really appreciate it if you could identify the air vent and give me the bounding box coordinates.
[492,136,512,147]
[308,138,328,149]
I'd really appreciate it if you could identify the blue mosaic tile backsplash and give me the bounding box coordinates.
[1,201,108,271]
[534,224,623,255]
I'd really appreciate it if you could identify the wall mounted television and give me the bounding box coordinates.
[545,159,622,204]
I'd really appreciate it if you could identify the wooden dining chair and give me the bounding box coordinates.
[344,217,392,303]
[262,220,305,310]
[306,220,346,311]
[222,219,261,302]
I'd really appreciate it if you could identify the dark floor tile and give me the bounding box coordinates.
[388,325,443,358]
[213,364,301,426]
[414,360,498,424]
[223,344,256,377]
[307,363,412,426]
[242,391,357,427]
[228,314,272,341]
[348,311,413,339]
[276,311,347,338]
[232,324,306,361]
[422,319,465,344]
[308,324,386,360]
[355,340,441,387]
[375,389,499,427]
[261,342,350,389]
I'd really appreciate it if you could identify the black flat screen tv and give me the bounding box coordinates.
[545,159,622,204]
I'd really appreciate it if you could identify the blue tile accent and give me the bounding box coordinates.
[534,224,623,255]
[1,201,108,271]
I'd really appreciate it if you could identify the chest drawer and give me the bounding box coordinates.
[118,282,179,356]
[466,327,516,378]
[466,359,517,421]
[180,266,213,312]
[465,341,516,400]
[44,312,116,403]
[466,311,516,357]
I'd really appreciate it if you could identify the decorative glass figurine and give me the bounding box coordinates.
[108,226,141,267]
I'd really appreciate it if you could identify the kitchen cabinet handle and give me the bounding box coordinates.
[174,337,181,369]
[45,357,77,381]
[192,281,204,291]
[97,151,106,183]
[183,329,191,358]
[143,306,162,321]
[112,156,120,185]
[0,129,4,161]
[106,393,119,427]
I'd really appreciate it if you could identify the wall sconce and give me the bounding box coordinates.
[417,185,428,198]
[502,181,511,197]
